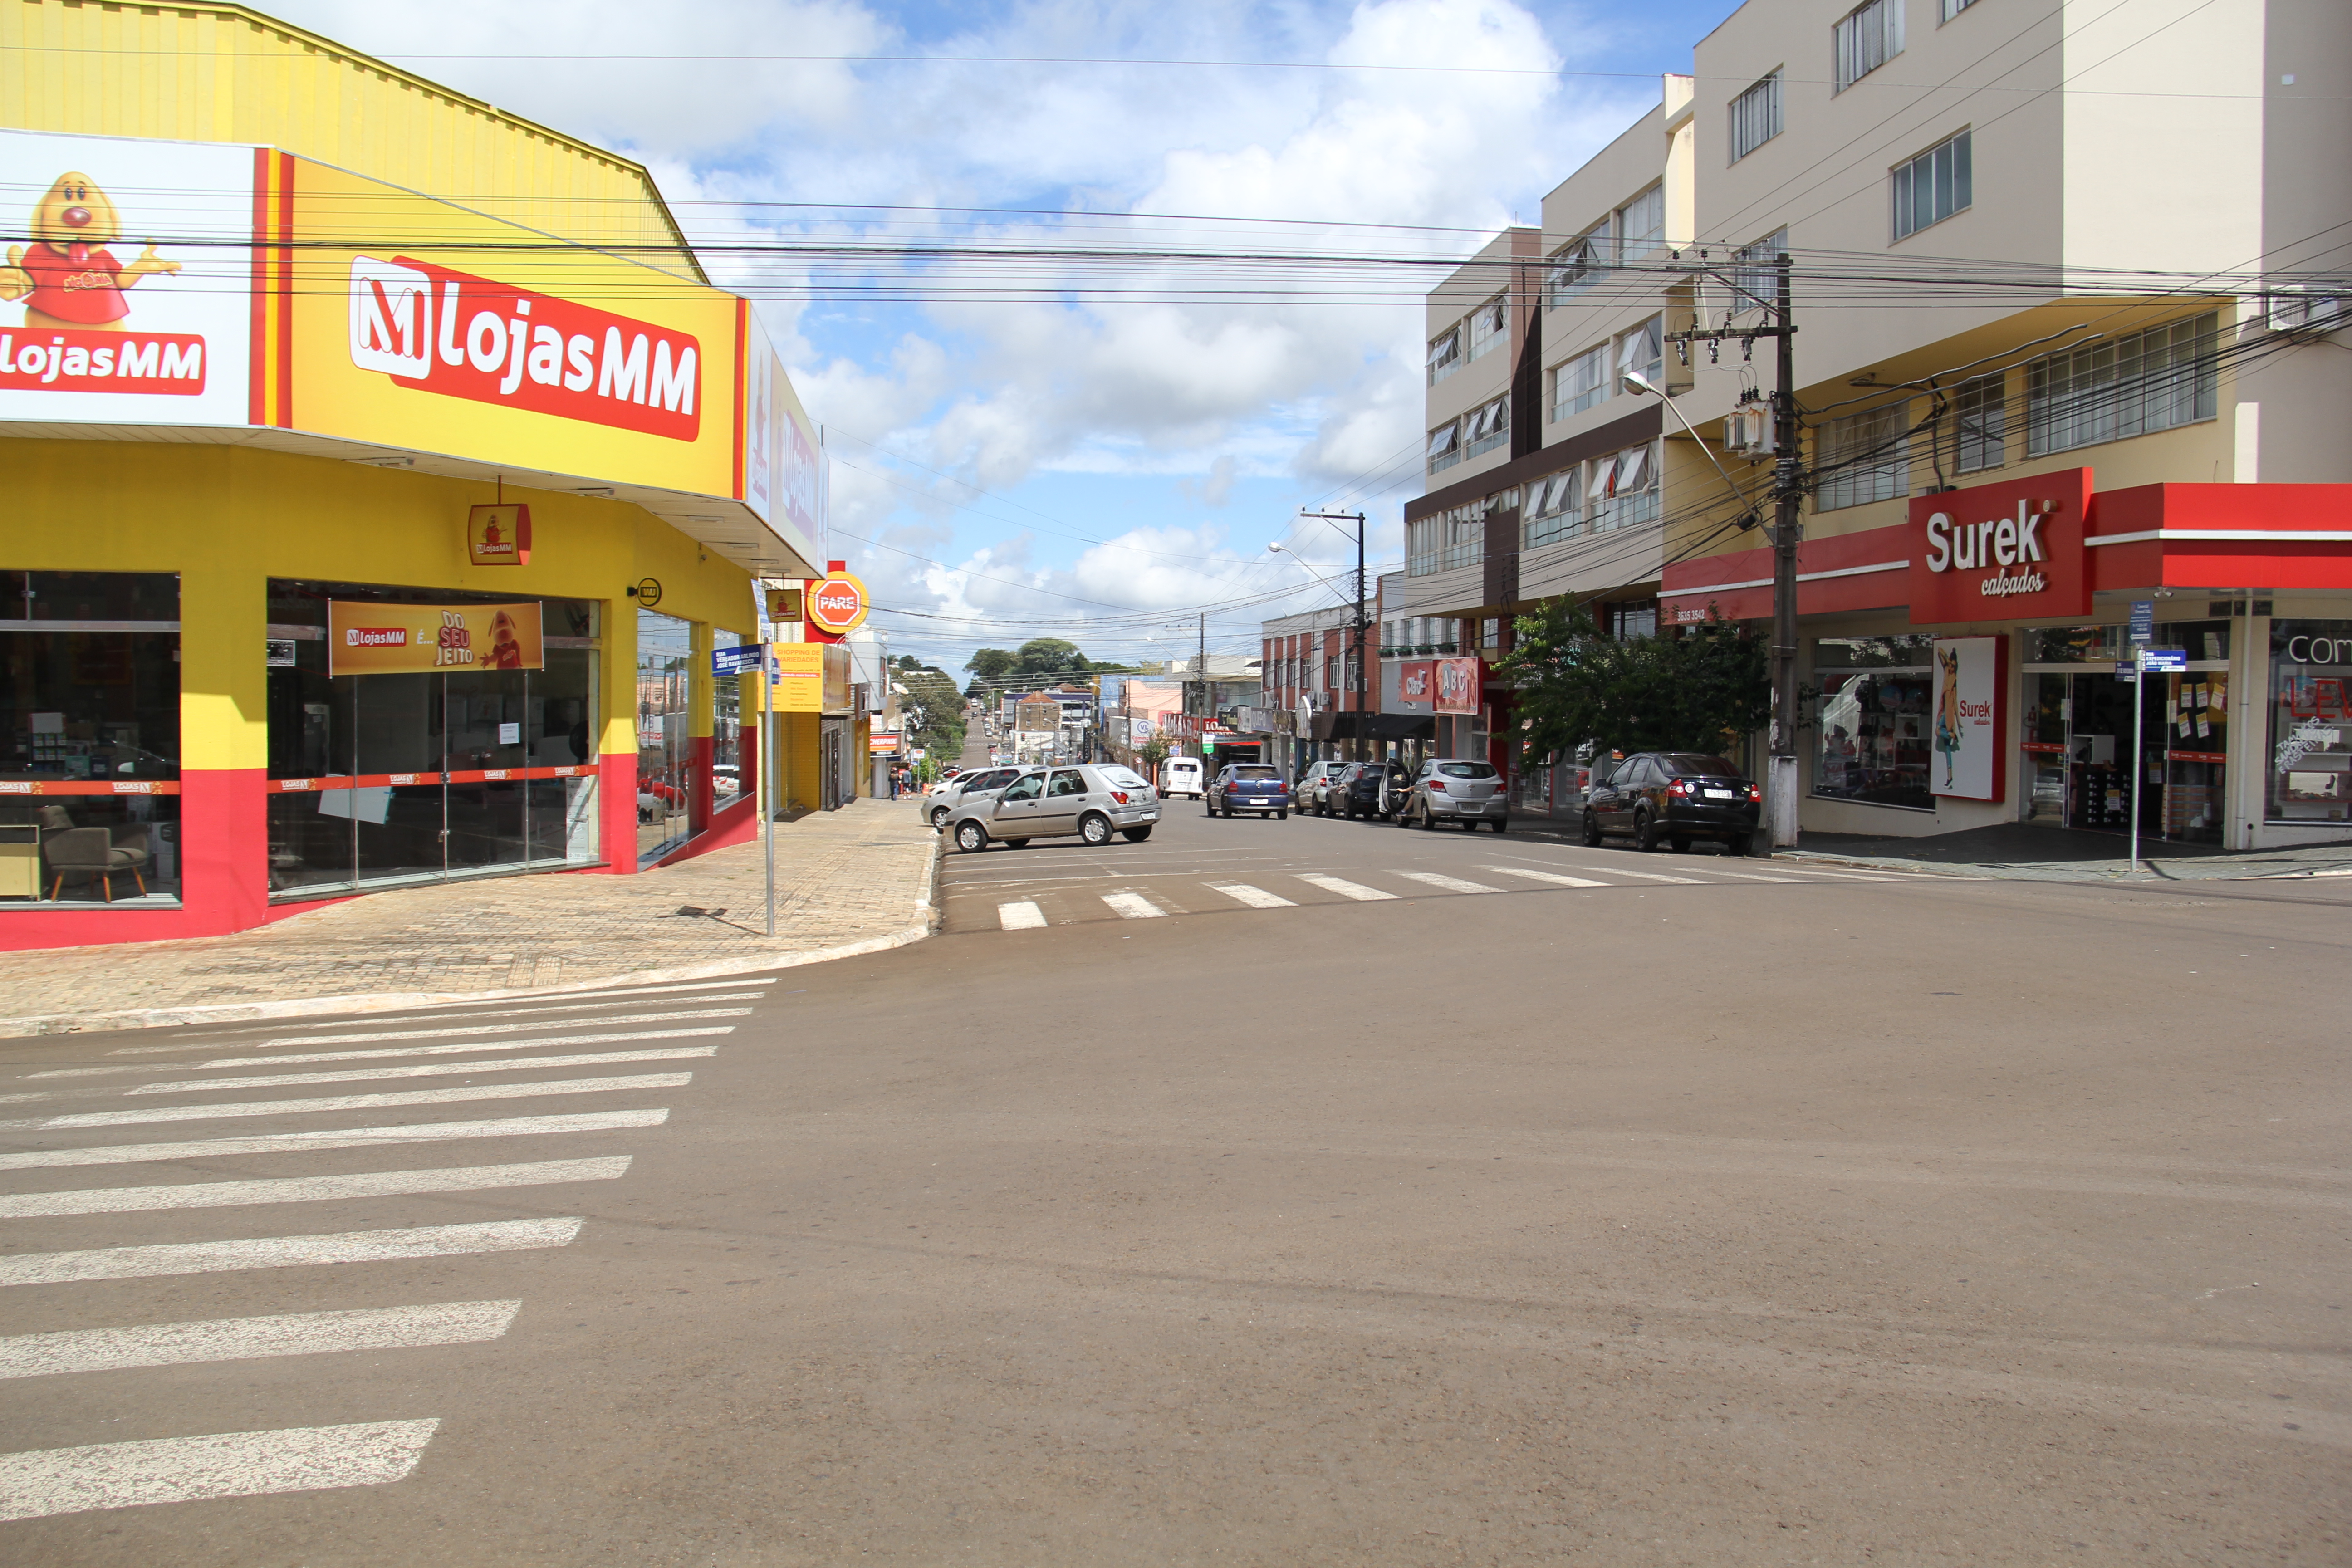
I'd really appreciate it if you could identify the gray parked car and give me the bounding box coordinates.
[928,764,1024,830]
[1295,760,1351,816]
[947,763,1161,852]
[1397,757,1509,831]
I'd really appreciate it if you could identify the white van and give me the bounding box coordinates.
[1159,756,1204,799]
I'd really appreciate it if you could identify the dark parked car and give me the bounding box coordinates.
[1206,763,1289,818]
[1334,760,1411,820]
[1582,751,1760,854]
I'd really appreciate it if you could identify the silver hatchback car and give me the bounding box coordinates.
[947,763,1161,852]
[1397,757,1509,832]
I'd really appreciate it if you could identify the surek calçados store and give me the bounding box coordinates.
[1664,469,2352,849]
[0,117,826,951]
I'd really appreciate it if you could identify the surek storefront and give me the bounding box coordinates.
[1663,470,2352,849]
[1,124,826,950]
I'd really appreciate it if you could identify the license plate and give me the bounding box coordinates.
[1142,813,1158,821]
[1705,789,1738,799]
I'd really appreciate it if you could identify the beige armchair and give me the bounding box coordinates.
[45,827,147,902]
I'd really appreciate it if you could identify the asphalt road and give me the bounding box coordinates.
[0,791,2345,1564]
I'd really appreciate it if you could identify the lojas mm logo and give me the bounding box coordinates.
[348,256,699,441]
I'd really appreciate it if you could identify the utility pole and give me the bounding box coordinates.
[1299,510,1369,762]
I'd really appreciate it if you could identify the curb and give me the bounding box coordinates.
[0,834,948,1041]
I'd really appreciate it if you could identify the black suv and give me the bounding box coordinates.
[1583,752,1760,854]
[1335,760,1412,820]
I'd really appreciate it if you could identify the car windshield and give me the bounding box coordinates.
[1663,754,1739,777]
[1436,761,1498,779]
[1227,766,1278,780]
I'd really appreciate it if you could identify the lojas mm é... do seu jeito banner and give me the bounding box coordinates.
[328,601,544,677]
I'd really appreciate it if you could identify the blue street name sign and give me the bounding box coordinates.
[2128,600,2155,646]
[711,643,766,676]
[2142,648,2188,672]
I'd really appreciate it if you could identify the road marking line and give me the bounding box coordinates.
[39,1028,736,1080]
[252,1009,752,1050]
[0,1073,694,1132]
[125,1047,717,1097]
[1206,882,1296,908]
[107,986,774,1054]
[0,1110,669,1171]
[1544,863,1706,885]
[1100,892,1166,920]
[1668,867,1802,883]
[0,1300,522,1381]
[1295,874,1396,902]
[0,1419,441,1522]
[997,901,1048,930]
[0,1156,632,1219]
[1393,871,1502,894]
[0,1219,586,1287]
[1480,865,1610,888]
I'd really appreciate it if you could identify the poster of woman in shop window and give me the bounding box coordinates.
[1931,636,2003,801]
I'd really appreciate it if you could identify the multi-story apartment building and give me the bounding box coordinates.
[1410,0,2349,848]
[1258,601,1375,774]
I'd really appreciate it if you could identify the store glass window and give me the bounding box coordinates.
[1812,637,1934,810]
[264,580,600,897]
[713,628,744,806]
[2268,621,2352,826]
[637,608,695,860]
[1,571,182,906]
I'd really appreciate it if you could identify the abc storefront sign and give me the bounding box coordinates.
[0,129,255,425]
[1910,469,2094,625]
[328,601,545,677]
[1434,657,1482,715]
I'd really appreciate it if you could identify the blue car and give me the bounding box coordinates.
[1206,763,1289,819]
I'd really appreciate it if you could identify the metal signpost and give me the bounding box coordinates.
[2131,646,2188,873]
[725,638,776,937]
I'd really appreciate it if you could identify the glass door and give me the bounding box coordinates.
[636,608,694,859]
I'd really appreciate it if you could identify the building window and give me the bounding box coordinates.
[1546,229,1606,307]
[1891,130,1971,240]
[1730,70,1784,162]
[1525,469,1585,548]
[1615,186,1666,264]
[2269,621,2352,825]
[1466,296,1507,361]
[1408,507,1488,578]
[1834,0,1904,93]
[1426,327,1462,386]
[1553,343,1612,421]
[2026,312,2218,456]
[1941,0,1980,18]
[1814,403,1910,511]
[1426,420,1461,474]
[1952,371,2006,473]
[1606,602,1658,640]
[1615,315,1664,391]
[1813,640,1934,810]
[1730,228,1786,314]
[1589,444,1659,533]
[1463,397,1510,459]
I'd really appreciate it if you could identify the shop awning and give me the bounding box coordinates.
[1311,712,1436,742]
[2084,483,2352,592]
[1660,522,1911,626]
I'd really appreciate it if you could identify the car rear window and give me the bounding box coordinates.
[1227,766,1279,781]
[1663,755,1739,777]
[1098,766,1148,789]
[1436,762,1498,779]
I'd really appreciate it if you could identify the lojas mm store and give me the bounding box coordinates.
[0,127,827,951]
[1664,469,2352,850]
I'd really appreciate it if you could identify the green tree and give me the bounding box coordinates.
[964,647,1017,700]
[899,666,969,760]
[1014,637,1084,676]
[1136,735,1170,775]
[1497,600,1769,768]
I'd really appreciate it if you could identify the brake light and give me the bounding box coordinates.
[1667,779,1690,798]
[1748,783,1763,803]
[1110,791,1130,804]
[1428,780,1446,792]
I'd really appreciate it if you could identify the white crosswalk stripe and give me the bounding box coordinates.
[1295,873,1396,902]
[0,973,740,1523]
[1394,870,1502,894]
[0,1156,634,1219]
[1101,892,1166,919]
[0,1300,522,1381]
[998,901,1048,930]
[0,1219,586,1288]
[1548,863,1707,885]
[1481,865,1609,888]
[1207,882,1296,908]
[0,1420,441,1522]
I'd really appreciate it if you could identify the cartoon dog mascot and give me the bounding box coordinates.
[486,609,527,671]
[0,172,181,330]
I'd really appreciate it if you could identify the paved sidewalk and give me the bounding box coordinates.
[0,797,940,1037]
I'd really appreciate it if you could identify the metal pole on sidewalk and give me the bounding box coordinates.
[763,637,777,937]
[2129,645,2146,876]
[1768,252,1803,853]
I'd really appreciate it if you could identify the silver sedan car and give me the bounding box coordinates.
[928,764,1025,830]
[946,763,1160,852]
[1396,757,1509,832]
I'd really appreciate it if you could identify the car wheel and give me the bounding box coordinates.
[1079,812,1112,846]
[1006,838,1031,849]
[1276,810,1288,820]
[1582,811,1602,847]
[1121,826,1153,841]
[1634,811,1659,852]
[1491,819,1508,833]
[953,820,988,853]
[1724,832,1752,858]
[1420,804,1437,829]
[1670,836,1692,853]
[930,806,950,831]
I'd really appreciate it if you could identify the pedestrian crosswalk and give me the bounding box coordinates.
[989,857,1927,930]
[0,976,767,1524]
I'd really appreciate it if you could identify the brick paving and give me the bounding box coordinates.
[0,798,939,1037]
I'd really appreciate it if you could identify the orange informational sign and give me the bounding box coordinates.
[768,642,824,713]
[328,600,544,676]
[288,157,738,499]
[765,586,803,623]
[806,571,870,635]
[466,503,532,566]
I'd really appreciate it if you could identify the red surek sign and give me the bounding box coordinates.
[1909,469,2093,625]
[348,255,701,441]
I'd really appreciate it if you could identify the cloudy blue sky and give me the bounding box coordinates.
[271,0,1740,674]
